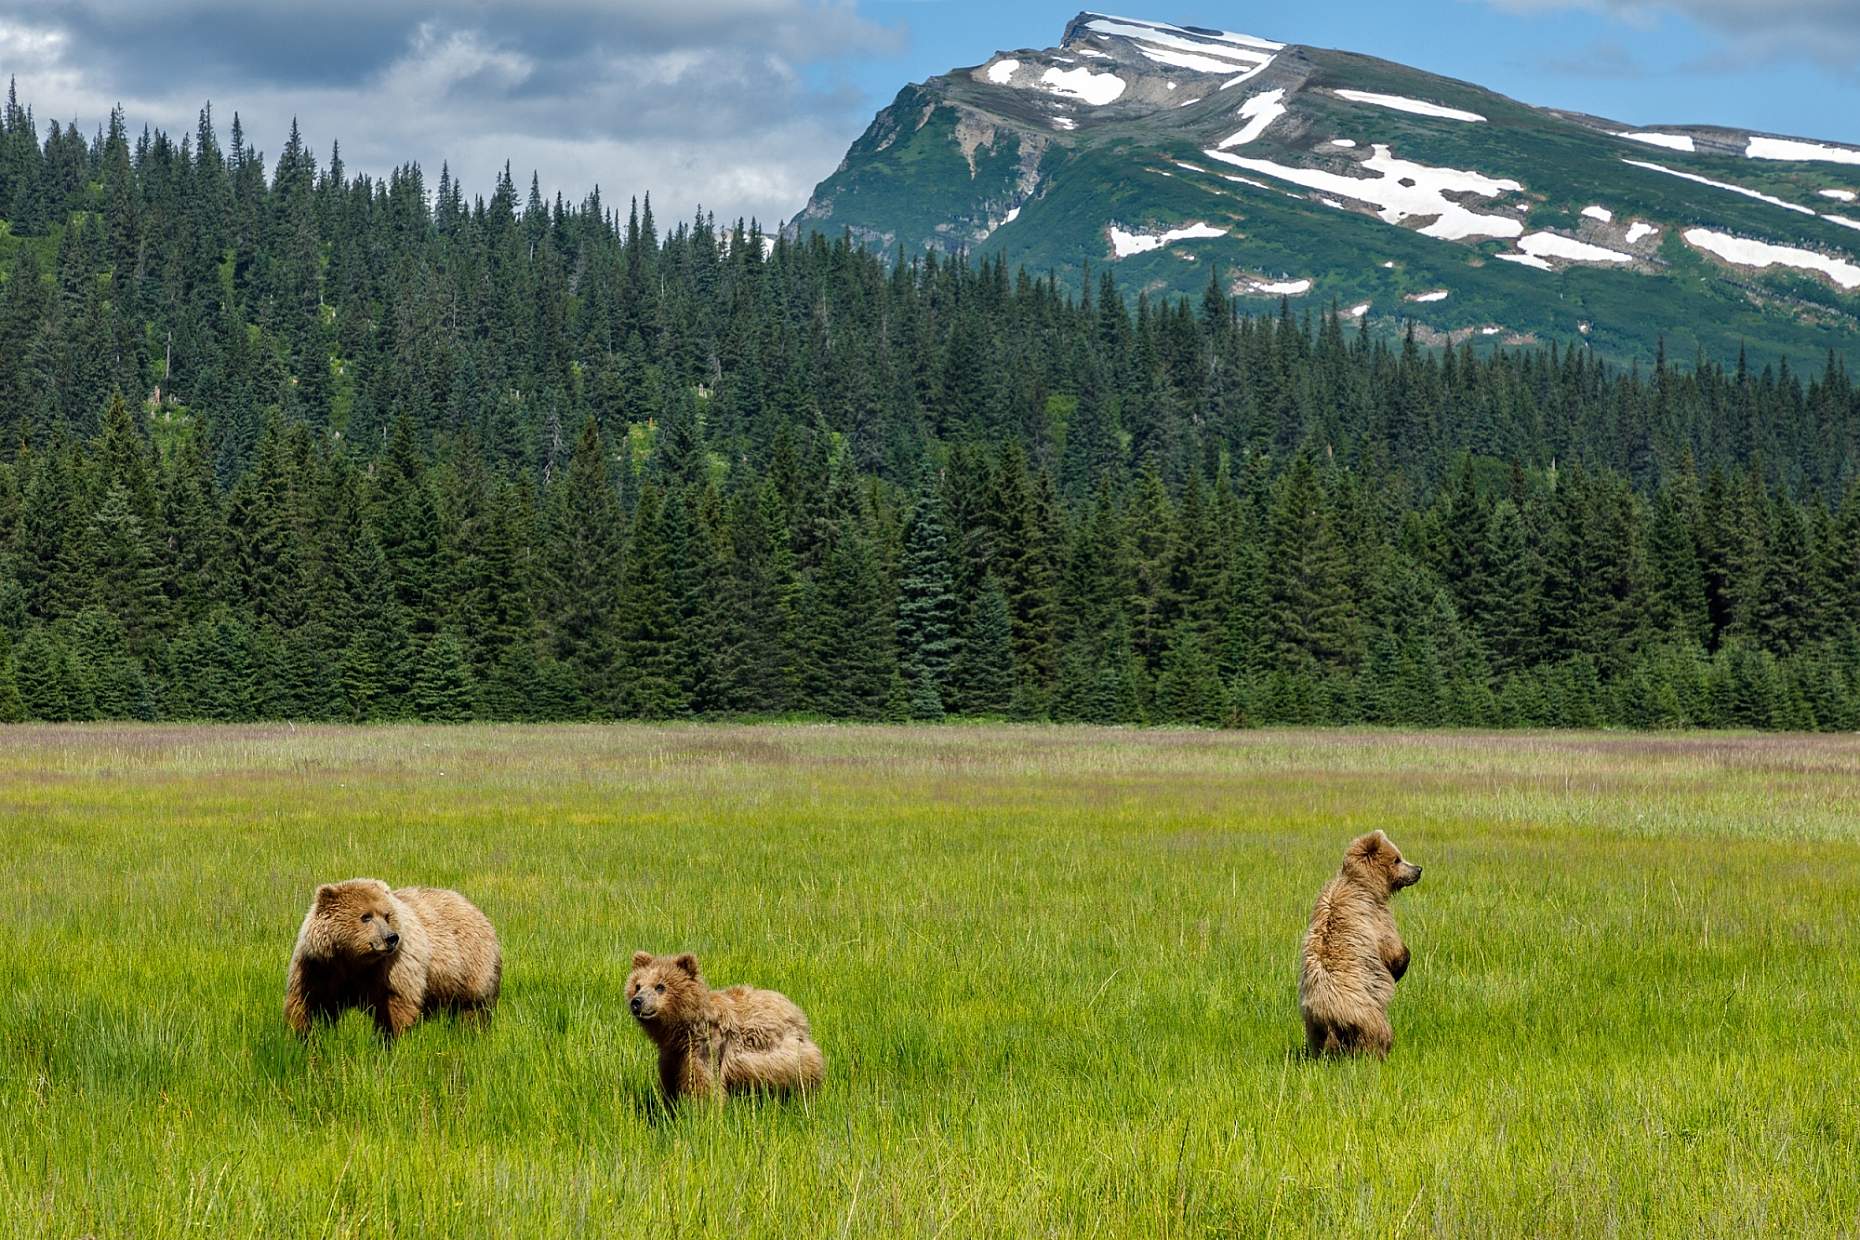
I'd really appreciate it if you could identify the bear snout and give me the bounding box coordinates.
[384,932,402,950]
[629,994,646,1016]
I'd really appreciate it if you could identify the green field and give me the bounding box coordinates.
[3,725,1858,1237]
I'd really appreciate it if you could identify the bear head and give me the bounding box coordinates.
[626,951,707,1026]
[311,878,404,959]
[1343,830,1423,895]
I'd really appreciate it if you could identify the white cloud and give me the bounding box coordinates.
[1,2,903,227]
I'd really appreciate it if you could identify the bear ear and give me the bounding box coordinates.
[1349,832,1384,860]
[631,950,653,969]
[314,883,338,909]
[674,953,700,977]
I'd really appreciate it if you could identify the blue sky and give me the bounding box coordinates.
[850,1,1860,144]
[2,0,1856,226]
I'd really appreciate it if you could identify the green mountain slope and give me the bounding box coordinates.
[789,11,1860,366]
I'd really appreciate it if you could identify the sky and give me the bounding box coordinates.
[1,0,1857,229]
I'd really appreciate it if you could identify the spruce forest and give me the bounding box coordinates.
[4,89,1860,730]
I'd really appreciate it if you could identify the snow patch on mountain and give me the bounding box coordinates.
[1219,172,1278,193]
[1517,231,1634,264]
[1623,159,1815,216]
[1683,228,1860,290]
[1218,89,1287,149]
[1616,132,1695,153]
[1202,145,1524,241]
[1497,253,1554,271]
[1582,206,1613,223]
[1109,220,1227,257]
[1336,90,1486,123]
[1082,16,1278,80]
[986,59,1019,84]
[1134,44,1253,75]
[1084,15,1282,54]
[1821,189,1857,203]
[1746,137,1860,167]
[1246,278,1312,295]
[1626,222,1660,245]
[1041,66,1126,106]
[1406,289,1450,303]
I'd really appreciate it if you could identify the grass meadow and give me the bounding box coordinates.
[2,724,1858,1237]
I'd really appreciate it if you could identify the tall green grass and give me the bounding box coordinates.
[2,725,1857,1236]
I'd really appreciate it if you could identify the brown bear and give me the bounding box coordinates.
[1298,830,1423,1058]
[625,951,825,1104]
[284,879,501,1040]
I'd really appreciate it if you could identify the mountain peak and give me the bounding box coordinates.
[790,11,1860,366]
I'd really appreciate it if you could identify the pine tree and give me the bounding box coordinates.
[895,486,960,719]
[716,479,801,714]
[86,484,167,651]
[539,418,624,713]
[1643,489,1710,649]
[1264,453,1356,670]
[14,628,68,720]
[1155,621,1225,726]
[411,630,477,722]
[480,641,543,721]
[613,481,687,718]
[990,445,1060,711]
[802,488,896,720]
[0,629,25,722]
[951,574,1016,716]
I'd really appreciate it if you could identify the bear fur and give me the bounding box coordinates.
[284,879,501,1040]
[625,951,825,1104]
[1299,830,1423,1058]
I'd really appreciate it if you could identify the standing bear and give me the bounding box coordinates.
[626,951,825,1104]
[1298,830,1424,1058]
[285,879,502,1040]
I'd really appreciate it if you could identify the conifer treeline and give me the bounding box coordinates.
[2,88,1860,728]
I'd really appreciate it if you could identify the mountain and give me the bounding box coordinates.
[788,11,1860,366]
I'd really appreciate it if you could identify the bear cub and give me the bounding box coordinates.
[285,878,501,1040]
[1298,830,1423,1058]
[626,951,825,1104]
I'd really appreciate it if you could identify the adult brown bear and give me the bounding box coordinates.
[284,879,501,1040]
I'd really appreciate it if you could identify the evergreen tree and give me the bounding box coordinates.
[613,481,686,718]
[950,574,1016,715]
[85,484,167,650]
[411,630,477,722]
[1264,453,1356,670]
[802,480,896,719]
[1155,622,1225,726]
[14,627,68,720]
[895,486,960,718]
[0,82,1852,732]
[0,628,25,722]
[539,419,624,712]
